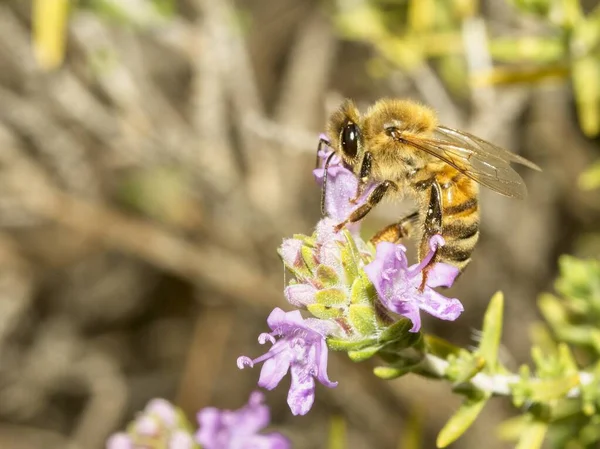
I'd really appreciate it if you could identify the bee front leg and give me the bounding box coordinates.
[350,152,374,204]
[334,180,396,232]
[370,211,419,246]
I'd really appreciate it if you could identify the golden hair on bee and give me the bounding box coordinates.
[321,97,540,277]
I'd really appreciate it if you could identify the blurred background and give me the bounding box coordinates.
[0,0,599,448]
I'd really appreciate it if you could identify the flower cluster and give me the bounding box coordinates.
[107,399,195,449]
[107,392,289,449]
[238,137,464,415]
[197,391,290,449]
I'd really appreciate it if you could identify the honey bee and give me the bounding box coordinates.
[320,98,540,274]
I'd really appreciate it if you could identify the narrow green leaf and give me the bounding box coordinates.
[496,415,528,442]
[33,0,70,70]
[579,160,600,190]
[537,293,568,329]
[408,0,435,32]
[327,415,346,449]
[572,56,600,137]
[489,37,564,63]
[399,404,424,449]
[515,419,548,449]
[348,304,377,336]
[374,359,422,379]
[424,335,461,358]
[348,345,381,362]
[477,291,504,372]
[436,394,490,448]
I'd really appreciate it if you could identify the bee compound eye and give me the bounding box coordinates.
[341,122,359,158]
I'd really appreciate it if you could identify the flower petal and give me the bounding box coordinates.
[106,433,132,449]
[418,289,464,322]
[288,365,316,416]
[258,349,292,390]
[397,302,422,332]
[196,407,223,446]
[169,430,195,449]
[145,398,177,427]
[425,263,460,289]
[313,338,338,388]
[239,434,291,449]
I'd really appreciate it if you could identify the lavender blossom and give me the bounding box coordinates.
[106,399,195,449]
[196,391,290,449]
[312,137,375,233]
[237,308,338,416]
[364,235,464,332]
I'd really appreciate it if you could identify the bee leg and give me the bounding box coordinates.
[370,211,419,246]
[350,152,374,204]
[419,180,443,290]
[315,136,330,169]
[334,180,396,232]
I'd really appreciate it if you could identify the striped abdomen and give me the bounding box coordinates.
[417,168,480,273]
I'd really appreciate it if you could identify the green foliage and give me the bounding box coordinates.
[332,0,600,136]
[436,392,490,448]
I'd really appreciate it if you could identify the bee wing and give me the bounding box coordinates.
[436,126,541,171]
[403,126,541,199]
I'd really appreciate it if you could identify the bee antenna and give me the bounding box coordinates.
[321,152,336,216]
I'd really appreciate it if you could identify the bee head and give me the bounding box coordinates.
[326,99,364,174]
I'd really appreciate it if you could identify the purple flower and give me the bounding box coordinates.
[313,139,375,233]
[237,308,338,416]
[106,399,194,449]
[196,391,289,449]
[363,235,464,332]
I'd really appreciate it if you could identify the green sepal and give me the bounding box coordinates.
[348,345,382,362]
[476,291,504,373]
[424,334,461,358]
[445,350,486,383]
[300,245,318,274]
[515,417,548,449]
[374,358,423,380]
[315,265,340,288]
[327,337,378,352]
[347,304,377,336]
[339,230,361,283]
[379,318,416,343]
[436,392,490,448]
[349,271,376,306]
[315,288,348,307]
[307,304,343,320]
